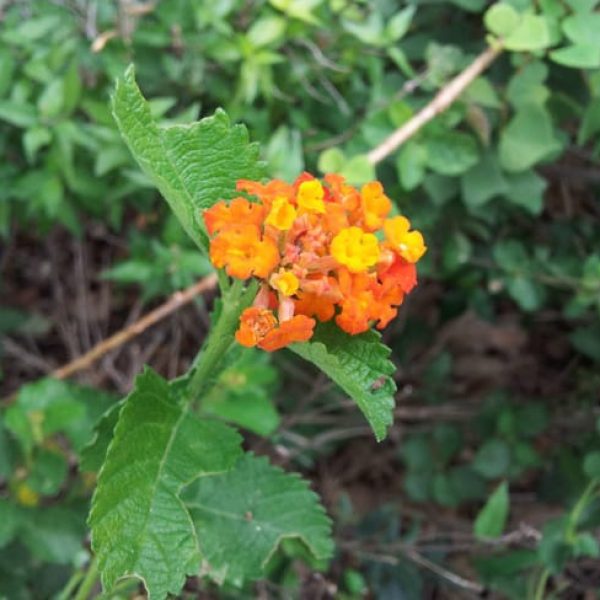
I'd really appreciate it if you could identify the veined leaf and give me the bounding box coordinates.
[183,453,333,585]
[112,66,265,251]
[89,369,242,600]
[291,322,396,441]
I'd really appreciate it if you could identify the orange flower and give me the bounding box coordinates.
[235,307,277,347]
[295,291,336,322]
[209,224,278,279]
[361,181,392,231]
[204,198,264,236]
[258,315,316,352]
[203,173,425,351]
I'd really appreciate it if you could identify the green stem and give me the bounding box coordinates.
[73,557,99,600]
[186,278,257,403]
[533,568,550,600]
[56,569,84,600]
[567,479,599,539]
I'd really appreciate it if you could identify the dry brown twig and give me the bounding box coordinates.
[368,44,503,165]
[51,273,217,380]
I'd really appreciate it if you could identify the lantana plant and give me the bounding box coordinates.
[87,67,425,598]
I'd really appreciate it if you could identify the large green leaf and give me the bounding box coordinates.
[290,322,396,441]
[112,66,265,250]
[183,453,333,585]
[89,369,242,599]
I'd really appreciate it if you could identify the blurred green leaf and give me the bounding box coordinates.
[247,16,286,47]
[583,451,600,479]
[504,15,552,51]
[484,3,520,37]
[425,131,479,176]
[570,324,600,361]
[499,104,561,172]
[461,152,508,208]
[0,500,21,549]
[473,439,511,479]
[474,481,510,539]
[396,141,427,191]
[504,170,547,214]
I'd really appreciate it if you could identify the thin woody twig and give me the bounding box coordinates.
[368,44,503,165]
[51,273,217,380]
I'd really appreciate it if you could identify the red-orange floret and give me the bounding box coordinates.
[258,315,316,352]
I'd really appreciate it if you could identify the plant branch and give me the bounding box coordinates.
[186,279,258,404]
[51,273,217,381]
[2,274,218,405]
[367,43,503,165]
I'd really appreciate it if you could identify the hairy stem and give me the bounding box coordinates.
[73,557,99,600]
[187,278,258,403]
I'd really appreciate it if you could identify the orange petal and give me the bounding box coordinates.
[258,315,316,352]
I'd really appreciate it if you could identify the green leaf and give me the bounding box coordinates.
[23,126,51,163]
[4,378,116,456]
[473,439,511,479]
[499,104,561,172]
[202,349,280,436]
[506,62,549,109]
[578,97,600,144]
[247,16,286,47]
[442,231,472,272]
[504,15,552,51]
[562,12,600,46]
[340,155,376,185]
[25,449,68,496]
[474,481,510,539]
[183,453,333,585]
[89,369,243,599]
[291,322,396,441]
[79,401,123,473]
[20,504,87,564]
[507,275,545,311]
[550,45,600,68]
[0,500,21,549]
[112,66,265,251]
[504,170,547,215]
[396,141,427,191]
[265,125,304,182]
[461,152,508,208]
[0,101,37,127]
[583,451,600,479]
[570,324,600,361]
[318,148,346,174]
[484,3,520,37]
[425,131,479,176]
[493,239,529,271]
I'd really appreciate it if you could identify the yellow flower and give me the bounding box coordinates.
[384,216,426,263]
[297,180,325,213]
[331,226,380,273]
[266,196,297,230]
[271,271,300,296]
[15,482,39,507]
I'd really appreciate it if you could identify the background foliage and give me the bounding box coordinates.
[1,0,600,598]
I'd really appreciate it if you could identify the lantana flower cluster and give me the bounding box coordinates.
[203,173,426,352]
